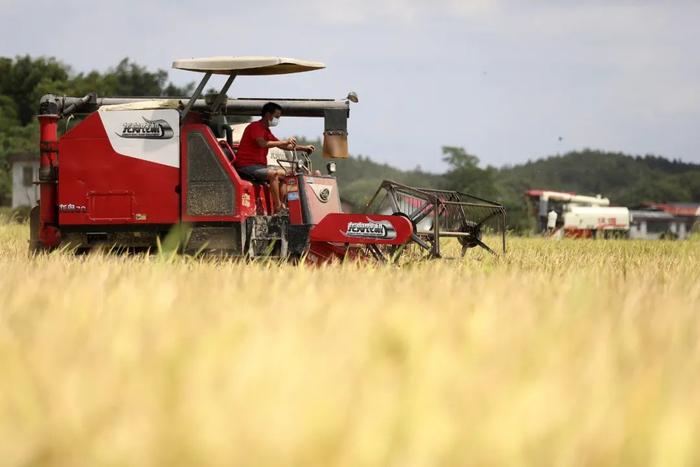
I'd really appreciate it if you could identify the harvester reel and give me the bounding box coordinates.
[457,220,493,257]
[364,181,506,259]
[364,211,433,263]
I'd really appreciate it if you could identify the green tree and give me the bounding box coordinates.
[0,56,69,125]
[441,146,497,198]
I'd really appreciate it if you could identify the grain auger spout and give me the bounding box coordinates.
[365,180,507,259]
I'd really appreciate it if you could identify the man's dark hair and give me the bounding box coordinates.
[261,102,282,116]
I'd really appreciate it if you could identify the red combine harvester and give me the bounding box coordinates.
[31,56,506,262]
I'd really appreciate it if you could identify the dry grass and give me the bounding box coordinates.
[1,221,699,467]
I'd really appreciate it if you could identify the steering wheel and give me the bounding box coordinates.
[277,149,311,175]
[276,158,297,175]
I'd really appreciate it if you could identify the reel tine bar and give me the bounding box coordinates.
[365,180,506,258]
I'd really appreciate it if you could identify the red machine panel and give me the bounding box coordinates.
[310,213,413,244]
[58,110,180,225]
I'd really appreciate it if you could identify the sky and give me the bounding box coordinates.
[1,0,699,172]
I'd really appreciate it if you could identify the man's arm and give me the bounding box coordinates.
[254,136,314,153]
[255,137,297,150]
[296,144,316,154]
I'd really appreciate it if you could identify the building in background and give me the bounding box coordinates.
[8,153,39,209]
[629,203,700,240]
[629,208,688,240]
[645,203,700,236]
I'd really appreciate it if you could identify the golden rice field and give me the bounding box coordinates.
[1,220,699,467]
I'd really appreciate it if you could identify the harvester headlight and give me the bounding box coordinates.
[326,162,337,175]
[345,91,359,103]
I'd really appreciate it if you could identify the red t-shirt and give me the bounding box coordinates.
[235,120,279,167]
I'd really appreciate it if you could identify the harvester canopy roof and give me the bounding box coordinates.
[171,56,326,75]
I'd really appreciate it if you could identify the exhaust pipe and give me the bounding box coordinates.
[37,95,61,249]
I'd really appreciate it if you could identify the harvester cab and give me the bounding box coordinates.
[32,56,506,262]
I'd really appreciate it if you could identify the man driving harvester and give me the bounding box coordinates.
[235,102,315,214]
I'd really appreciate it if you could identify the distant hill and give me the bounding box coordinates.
[496,150,700,204]
[491,150,700,230]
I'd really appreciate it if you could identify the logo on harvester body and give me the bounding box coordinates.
[344,219,397,240]
[118,117,174,139]
[309,184,333,203]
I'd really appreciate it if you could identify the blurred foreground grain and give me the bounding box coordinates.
[1,222,699,467]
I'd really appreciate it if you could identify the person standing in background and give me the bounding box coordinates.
[547,208,558,235]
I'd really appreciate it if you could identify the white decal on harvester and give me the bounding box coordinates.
[345,219,397,240]
[119,117,174,139]
[98,109,180,168]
